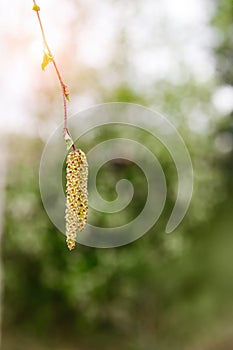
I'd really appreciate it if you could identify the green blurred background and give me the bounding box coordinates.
[0,0,233,349]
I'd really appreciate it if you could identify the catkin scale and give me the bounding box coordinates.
[65,149,88,250]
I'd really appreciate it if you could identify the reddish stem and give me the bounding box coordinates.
[33,1,70,136]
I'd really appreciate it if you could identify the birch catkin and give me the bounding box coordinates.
[65,149,88,250]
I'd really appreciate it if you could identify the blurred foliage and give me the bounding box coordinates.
[212,0,233,84]
[2,0,233,349]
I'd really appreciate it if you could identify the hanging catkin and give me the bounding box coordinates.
[65,149,88,250]
[33,2,88,250]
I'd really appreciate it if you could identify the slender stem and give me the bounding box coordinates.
[33,2,51,53]
[62,94,68,131]
[32,1,72,144]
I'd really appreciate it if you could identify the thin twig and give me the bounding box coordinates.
[32,1,73,145]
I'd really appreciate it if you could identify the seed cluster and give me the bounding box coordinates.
[65,149,88,250]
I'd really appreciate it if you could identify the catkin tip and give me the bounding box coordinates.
[67,238,76,251]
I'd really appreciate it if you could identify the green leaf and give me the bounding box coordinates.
[64,130,74,150]
[41,52,53,71]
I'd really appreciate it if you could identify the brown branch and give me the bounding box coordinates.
[32,1,75,148]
